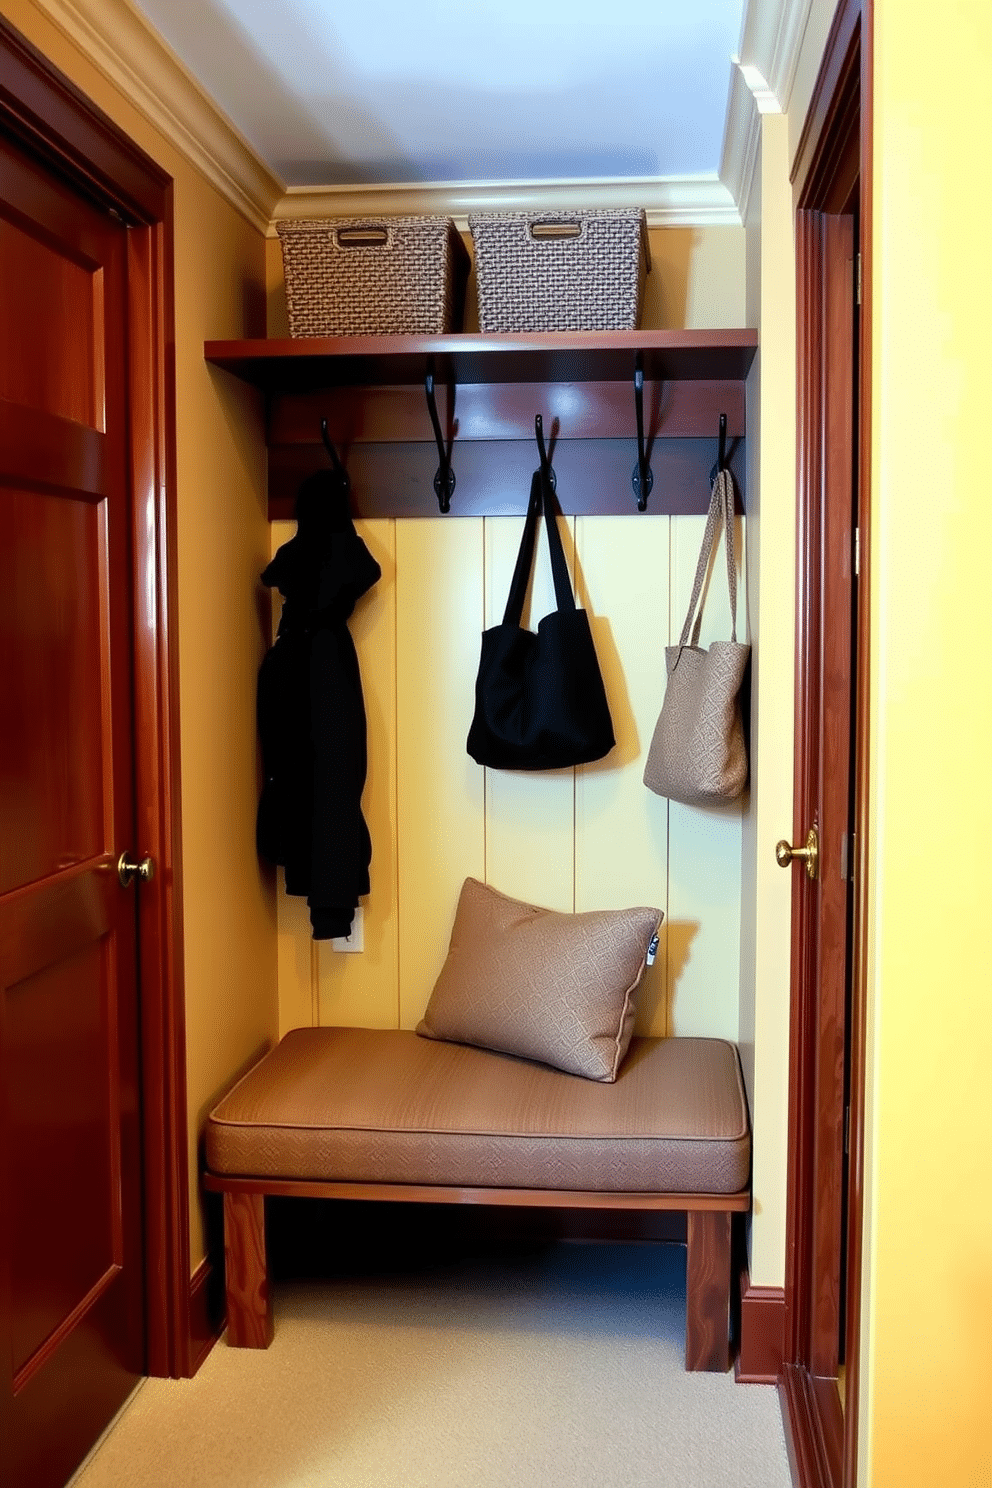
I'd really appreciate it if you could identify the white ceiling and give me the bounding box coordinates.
[126,0,749,191]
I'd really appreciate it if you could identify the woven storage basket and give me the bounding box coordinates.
[276,215,471,337]
[468,208,650,333]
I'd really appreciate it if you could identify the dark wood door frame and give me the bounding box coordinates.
[0,17,190,1378]
[782,2,872,1486]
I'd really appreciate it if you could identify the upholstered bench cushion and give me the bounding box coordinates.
[205,1027,750,1195]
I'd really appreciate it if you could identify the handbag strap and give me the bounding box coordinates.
[502,470,576,625]
[676,467,739,649]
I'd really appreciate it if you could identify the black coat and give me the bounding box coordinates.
[256,470,381,939]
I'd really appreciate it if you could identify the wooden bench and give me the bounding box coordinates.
[203,1027,751,1371]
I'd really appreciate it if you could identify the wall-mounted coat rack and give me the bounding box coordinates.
[424,372,455,513]
[632,361,653,511]
[204,329,756,520]
[534,412,557,492]
[710,410,738,483]
[320,416,349,488]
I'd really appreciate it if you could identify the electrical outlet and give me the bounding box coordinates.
[331,905,364,953]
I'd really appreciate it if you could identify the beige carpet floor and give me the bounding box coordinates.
[70,1241,793,1488]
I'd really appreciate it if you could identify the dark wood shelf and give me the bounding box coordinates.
[204,329,757,393]
[204,330,757,519]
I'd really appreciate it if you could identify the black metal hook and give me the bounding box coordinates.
[631,362,653,511]
[425,373,456,513]
[534,413,557,491]
[710,412,728,483]
[320,418,349,488]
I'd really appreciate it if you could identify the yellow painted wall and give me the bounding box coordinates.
[860,4,992,1483]
[1,1,279,1269]
[268,227,751,1050]
[788,0,847,166]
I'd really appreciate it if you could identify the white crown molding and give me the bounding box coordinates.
[273,175,741,234]
[25,0,776,236]
[26,0,283,233]
[720,0,812,219]
[743,0,815,111]
[722,66,763,228]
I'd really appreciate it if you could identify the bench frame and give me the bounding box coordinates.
[203,1172,749,1371]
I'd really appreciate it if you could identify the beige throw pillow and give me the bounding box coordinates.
[416,878,662,1082]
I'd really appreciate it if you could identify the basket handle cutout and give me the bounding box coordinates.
[336,226,390,248]
[529,220,583,242]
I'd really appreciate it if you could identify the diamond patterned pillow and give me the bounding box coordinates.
[416,878,662,1082]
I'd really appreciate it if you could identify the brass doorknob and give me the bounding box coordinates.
[117,852,155,888]
[775,827,819,881]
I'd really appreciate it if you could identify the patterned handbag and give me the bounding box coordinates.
[643,468,750,806]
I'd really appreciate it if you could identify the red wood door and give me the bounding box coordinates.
[790,208,856,1382]
[0,131,145,1488]
[781,195,860,1485]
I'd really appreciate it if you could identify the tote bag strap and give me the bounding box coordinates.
[503,472,543,626]
[676,467,739,649]
[540,471,577,614]
[502,469,577,625]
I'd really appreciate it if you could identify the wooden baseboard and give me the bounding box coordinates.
[735,1271,786,1384]
[779,1363,844,1488]
[187,1257,225,1376]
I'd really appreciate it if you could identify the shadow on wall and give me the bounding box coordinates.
[557,515,638,771]
[240,272,268,340]
[629,920,698,1036]
[663,920,699,1032]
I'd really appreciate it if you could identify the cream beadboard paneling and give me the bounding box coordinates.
[666,510,745,1040]
[395,519,486,1029]
[574,515,671,1035]
[273,507,745,1046]
[316,519,400,1029]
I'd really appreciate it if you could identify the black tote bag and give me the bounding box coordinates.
[466,470,615,770]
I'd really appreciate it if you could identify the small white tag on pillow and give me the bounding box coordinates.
[646,932,659,966]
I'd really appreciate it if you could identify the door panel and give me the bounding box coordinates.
[808,210,855,1378]
[789,206,856,1386]
[0,211,102,426]
[0,488,107,893]
[0,404,107,497]
[9,925,118,1379]
[0,141,108,431]
[0,128,144,1488]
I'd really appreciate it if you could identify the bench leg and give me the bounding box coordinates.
[685,1210,732,1371]
[223,1191,274,1348]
